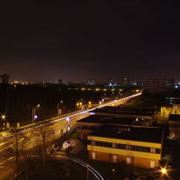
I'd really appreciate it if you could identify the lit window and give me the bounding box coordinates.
[92,152,96,160]
[126,145,131,150]
[151,148,156,153]
[91,141,96,146]
[112,155,118,163]
[112,143,117,148]
[150,161,155,168]
[126,157,131,165]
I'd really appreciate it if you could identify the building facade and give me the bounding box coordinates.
[169,114,180,139]
[87,125,163,168]
[144,77,175,93]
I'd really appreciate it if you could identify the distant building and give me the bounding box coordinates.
[58,79,64,85]
[160,104,180,118]
[0,74,10,84]
[144,77,175,93]
[169,114,180,139]
[104,80,117,88]
[122,77,129,86]
[85,79,95,86]
[166,96,180,105]
[158,103,180,124]
[66,81,73,85]
[130,80,137,86]
[87,125,163,168]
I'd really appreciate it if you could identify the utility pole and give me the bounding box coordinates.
[32,107,35,123]
[32,104,40,123]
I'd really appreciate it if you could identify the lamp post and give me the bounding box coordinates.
[32,104,40,123]
[1,114,6,129]
[161,167,167,180]
[88,101,92,108]
[57,100,63,116]
[76,101,83,110]
[161,168,167,175]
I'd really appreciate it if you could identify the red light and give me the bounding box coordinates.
[112,168,115,172]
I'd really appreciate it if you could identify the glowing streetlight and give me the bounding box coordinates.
[32,104,40,123]
[1,114,7,129]
[1,115,6,120]
[161,168,167,175]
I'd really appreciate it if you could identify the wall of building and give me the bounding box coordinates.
[76,122,102,140]
[88,150,159,168]
[144,77,174,93]
[77,129,92,139]
[161,104,180,117]
[87,135,162,168]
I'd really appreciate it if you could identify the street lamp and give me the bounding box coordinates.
[161,167,167,176]
[1,114,7,130]
[88,101,92,108]
[154,164,172,179]
[160,166,168,180]
[32,104,40,123]
[161,168,167,175]
[57,100,63,116]
[1,114,6,120]
[76,101,83,110]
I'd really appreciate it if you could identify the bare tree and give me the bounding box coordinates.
[33,125,55,167]
[6,129,30,172]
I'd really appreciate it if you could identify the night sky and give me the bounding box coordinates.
[0,0,180,83]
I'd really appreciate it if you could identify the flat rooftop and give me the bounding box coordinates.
[169,114,180,121]
[91,106,155,116]
[77,115,146,126]
[89,124,163,143]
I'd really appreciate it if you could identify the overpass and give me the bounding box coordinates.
[0,92,142,179]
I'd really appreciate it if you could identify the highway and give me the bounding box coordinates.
[0,92,141,179]
[0,92,141,140]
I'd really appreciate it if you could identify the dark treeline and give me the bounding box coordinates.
[0,84,111,127]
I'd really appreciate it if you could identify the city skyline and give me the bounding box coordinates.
[0,1,180,82]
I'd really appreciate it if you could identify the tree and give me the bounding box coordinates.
[33,125,55,167]
[6,129,30,172]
